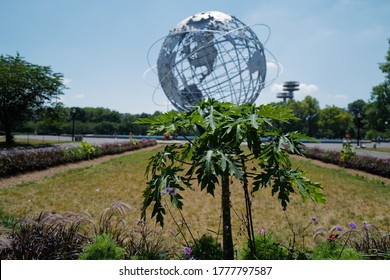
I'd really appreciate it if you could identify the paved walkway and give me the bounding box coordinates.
[304,142,390,159]
[11,135,390,159]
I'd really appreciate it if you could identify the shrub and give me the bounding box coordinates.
[339,140,356,164]
[0,139,157,177]
[78,234,126,260]
[303,147,390,178]
[239,232,291,260]
[94,202,172,260]
[183,234,224,260]
[310,241,362,260]
[126,220,174,260]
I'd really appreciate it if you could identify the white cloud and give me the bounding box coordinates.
[299,83,319,94]
[269,83,283,93]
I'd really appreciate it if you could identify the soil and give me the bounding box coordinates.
[1,144,389,188]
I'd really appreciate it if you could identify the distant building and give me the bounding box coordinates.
[277,81,299,103]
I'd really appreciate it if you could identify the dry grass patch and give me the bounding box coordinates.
[0,145,389,252]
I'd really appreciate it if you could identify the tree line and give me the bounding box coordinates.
[12,106,162,137]
[8,93,388,141]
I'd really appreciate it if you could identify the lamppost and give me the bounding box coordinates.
[71,108,76,142]
[356,113,361,148]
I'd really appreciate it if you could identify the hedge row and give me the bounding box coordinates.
[0,139,157,178]
[303,147,390,179]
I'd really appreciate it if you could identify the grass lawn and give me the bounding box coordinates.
[0,145,389,251]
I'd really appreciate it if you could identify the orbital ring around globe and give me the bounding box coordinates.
[143,12,283,111]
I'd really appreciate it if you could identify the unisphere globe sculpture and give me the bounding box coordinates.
[157,11,267,111]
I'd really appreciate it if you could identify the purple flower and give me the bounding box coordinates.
[348,222,357,229]
[258,228,267,235]
[224,225,229,230]
[335,225,343,231]
[183,246,192,257]
[311,215,317,222]
[363,222,369,231]
[166,187,174,193]
[162,187,176,196]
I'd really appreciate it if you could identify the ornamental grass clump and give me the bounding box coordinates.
[313,221,389,259]
[0,202,175,260]
[0,211,92,260]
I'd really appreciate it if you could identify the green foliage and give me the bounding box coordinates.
[365,39,390,138]
[310,241,362,260]
[137,99,325,260]
[0,209,17,229]
[79,141,97,159]
[315,222,390,260]
[318,106,354,139]
[0,53,65,144]
[139,99,325,226]
[239,232,291,260]
[339,139,356,164]
[78,234,126,260]
[183,235,224,260]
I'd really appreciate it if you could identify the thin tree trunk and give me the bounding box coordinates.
[242,158,256,258]
[4,122,14,145]
[221,170,234,259]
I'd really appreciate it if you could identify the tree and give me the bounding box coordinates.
[347,99,367,139]
[365,39,390,138]
[137,99,325,259]
[0,53,65,144]
[301,96,320,137]
[273,96,320,137]
[318,106,353,139]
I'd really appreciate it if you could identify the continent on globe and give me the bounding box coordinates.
[157,11,267,111]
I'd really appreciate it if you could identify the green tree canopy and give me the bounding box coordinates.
[365,39,390,138]
[0,53,65,143]
[318,106,353,139]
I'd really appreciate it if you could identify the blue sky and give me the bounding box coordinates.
[1,0,389,114]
